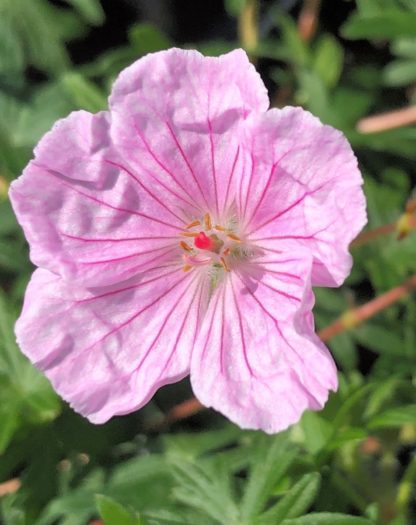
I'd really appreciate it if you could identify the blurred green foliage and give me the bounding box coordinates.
[0,1,416,525]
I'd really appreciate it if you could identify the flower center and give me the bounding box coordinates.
[179,213,243,273]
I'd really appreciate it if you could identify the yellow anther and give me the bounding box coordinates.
[214,224,226,231]
[220,257,230,272]
[186,220,201,229]
[181,232,199,238]
[204,213,212,230]
[182,264,193,272]
[180,241,193,252]
[227,233,241,242]
[223,247,231,256]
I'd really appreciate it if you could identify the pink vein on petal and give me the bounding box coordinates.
[134,123,203,208]
[247,177,337,236]
[165,120,210,210]
[230,277,255,377]
[207,118,219,215]
[103,159,187,225]
[200,289,223,363]
[61,232,178,243]
[242,153,257,218]
[75,271,191,355]
[132,273,199,375]
[223,146,240,214]
[38,166,182,231]
[152,279,203,382]
[77,246,176,266]
[76,267,182,305]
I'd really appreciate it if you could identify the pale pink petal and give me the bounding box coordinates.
[9,111,186,287]
[109,48,268,217]
[190,253,337,433]
[16,266,208,423]
[237,107,367,286]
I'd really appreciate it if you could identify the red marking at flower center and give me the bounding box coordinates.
[194,231,215,251]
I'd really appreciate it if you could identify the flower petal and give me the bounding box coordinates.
[109,48,268,217]
[191,254,337,433]
[16,267,208,423]
[9,111,186,286]
[237,107,367,286]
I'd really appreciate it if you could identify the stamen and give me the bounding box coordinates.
[214,224,226,231]
[204,213,212,230]
[227,233,241,242]
[186,220,201,229]
[181,232,199,238]
[223,247,231,256]
[180,241,193,252]
[220,257,230,272]
[182,264,193,272]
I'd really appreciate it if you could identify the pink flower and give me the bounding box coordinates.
[10,49,366,433]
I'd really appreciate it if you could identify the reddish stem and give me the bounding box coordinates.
[298,0,322,41]
[357,106,416,133]
[318,275,416,341]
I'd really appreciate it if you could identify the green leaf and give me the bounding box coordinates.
[128,23,172,56]
[224,0,245,17]
[392,37,416,57]
[65,0,105,25]
[255,473,321,525]
[172,460,239,524]
[279,15,310,67]
[342,10,416,39]
[0,16,24,75]
[0,402,20,453]
[240,433,297,520]
[163,425,242,461]
[282,513,374,525]
[368,405,416,429]
[313,34,344,88]
[297,70,332,124]
[354,324,405,356]
[300,411,332,454]
[96,495,141,525]
[15,82,74,147]
[61,72,107,112]
[383,59,416,86]
[329,332,358,371]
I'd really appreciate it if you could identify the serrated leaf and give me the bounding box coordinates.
[172,460,239,525]
[96,495,141,525]
[240,433,297,520]
[255,473,321,525]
